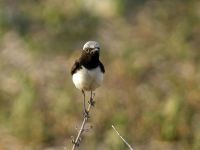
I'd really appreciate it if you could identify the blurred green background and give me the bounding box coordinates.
[0,0,200,150]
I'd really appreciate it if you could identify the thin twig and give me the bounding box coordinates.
[71,94,94,150]
[112,125,134,150]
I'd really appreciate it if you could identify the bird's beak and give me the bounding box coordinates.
[91,48,99,53]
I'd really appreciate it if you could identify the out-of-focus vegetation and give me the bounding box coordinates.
[0,0,200,149]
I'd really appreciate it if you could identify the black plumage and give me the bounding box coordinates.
[71,50,105,75]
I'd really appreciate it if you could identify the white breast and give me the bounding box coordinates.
[72,66,104,91]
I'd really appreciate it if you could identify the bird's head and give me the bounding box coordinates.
[82,41,100,56]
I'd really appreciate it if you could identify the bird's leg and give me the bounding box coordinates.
[89,91,95,106]
[82,90,89,118]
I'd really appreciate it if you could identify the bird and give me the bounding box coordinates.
[71,41,105,116]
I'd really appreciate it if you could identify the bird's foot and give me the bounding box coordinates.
[88,97,95,106]
[83,109,89,118]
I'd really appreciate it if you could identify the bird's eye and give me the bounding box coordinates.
[86,49,90,53]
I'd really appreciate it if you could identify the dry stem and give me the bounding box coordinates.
[112,125,134,150]
[71,94,94,150]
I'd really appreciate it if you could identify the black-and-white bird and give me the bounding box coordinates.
[71,41,105,115]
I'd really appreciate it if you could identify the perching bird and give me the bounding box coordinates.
[71,41,105,115]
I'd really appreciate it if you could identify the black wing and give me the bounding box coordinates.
[99,61,105,73]
[71,60,82,75]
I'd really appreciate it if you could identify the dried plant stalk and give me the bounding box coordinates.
[71,93,95,150]
[112,125,134,150]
